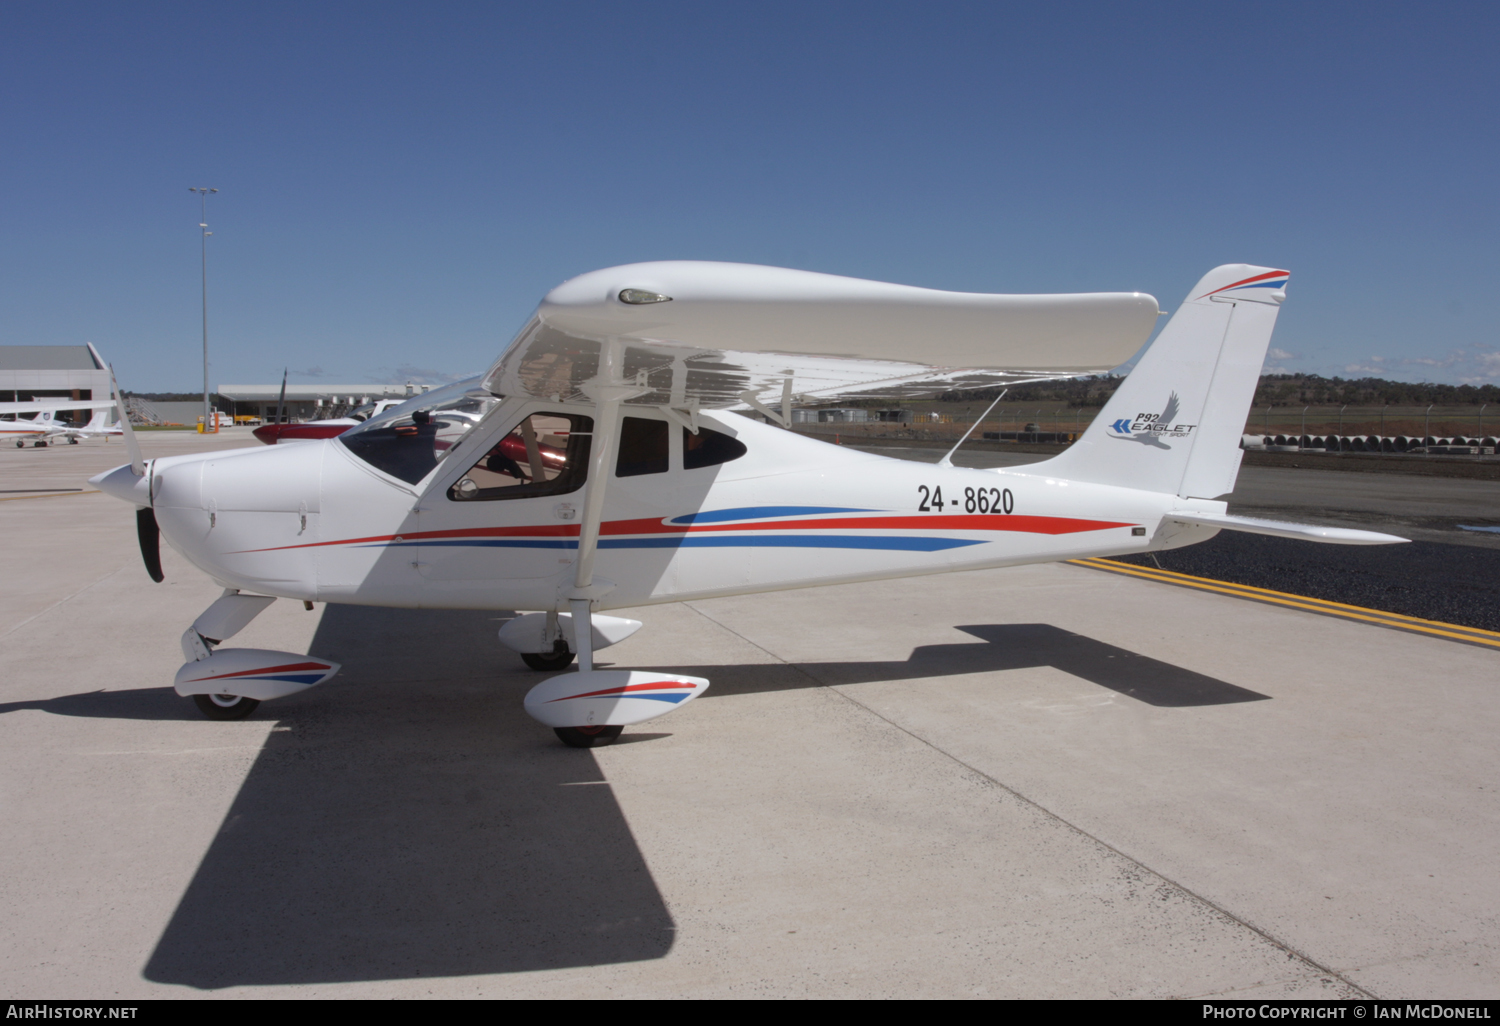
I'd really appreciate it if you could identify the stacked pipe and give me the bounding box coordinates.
[1242,435,1498,454]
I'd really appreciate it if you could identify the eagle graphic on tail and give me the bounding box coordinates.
[1108,391,1180,449]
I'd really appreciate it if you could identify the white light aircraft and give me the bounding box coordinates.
[92,262,1406,743]
[1,400,121,447]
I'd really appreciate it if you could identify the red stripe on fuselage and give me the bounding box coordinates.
[230,513,1132,553]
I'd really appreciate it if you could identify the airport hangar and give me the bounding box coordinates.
[0,345,435,426]
[0,345,111,404]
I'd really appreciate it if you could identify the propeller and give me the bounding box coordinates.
[100,354,162,582]
[136,507,164,583]
[271,367,288,442]
[105,360,146,478]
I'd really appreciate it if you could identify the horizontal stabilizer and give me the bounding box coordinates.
[1165,511,1408,545]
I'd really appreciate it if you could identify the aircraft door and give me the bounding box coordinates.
[417,411,593,583]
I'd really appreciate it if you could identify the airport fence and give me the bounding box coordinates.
[786,403,1500,451]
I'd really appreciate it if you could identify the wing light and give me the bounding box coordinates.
[618,289,673,305]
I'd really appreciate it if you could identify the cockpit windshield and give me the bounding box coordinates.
[338,377,501,485]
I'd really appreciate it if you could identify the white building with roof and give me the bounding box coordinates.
[0,346,112,403]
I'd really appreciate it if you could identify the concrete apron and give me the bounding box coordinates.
[0,433,1496,998]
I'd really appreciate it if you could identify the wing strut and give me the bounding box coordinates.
[937,389,1007,467]
[737,375,795,428]
[566,339,648,671]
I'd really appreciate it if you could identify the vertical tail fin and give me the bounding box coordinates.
[1039,264,1288,499]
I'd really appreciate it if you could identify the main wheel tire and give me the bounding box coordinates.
[554,725,623,748]
[192,693,261,720]
[521,641,575,672]
[68,438,78,444]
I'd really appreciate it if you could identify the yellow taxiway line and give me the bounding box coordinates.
[0,490,99,502]
[1069,556,1500,651]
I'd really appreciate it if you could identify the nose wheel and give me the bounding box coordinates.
[192,693,261,720]
[554,724,623,748]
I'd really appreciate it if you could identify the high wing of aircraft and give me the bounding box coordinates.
[0,400,120,447]
[91,261,1405,743]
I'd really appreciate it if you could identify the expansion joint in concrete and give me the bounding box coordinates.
[0,560,134,643]
[680,600,1376,1000]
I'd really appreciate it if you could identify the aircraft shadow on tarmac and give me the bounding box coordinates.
[137,604,677,989]
[720,623,1273,708]
[0,606,1265,988]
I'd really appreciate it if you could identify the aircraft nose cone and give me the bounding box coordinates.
[89,463,152,506]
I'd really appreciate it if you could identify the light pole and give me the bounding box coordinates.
[189,187,218,431]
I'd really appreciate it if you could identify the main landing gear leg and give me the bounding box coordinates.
[569,597,594,673]
[520,345,709,746]
[551,597,617,748]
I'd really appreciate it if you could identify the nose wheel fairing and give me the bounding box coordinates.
[175,592,341,719]
[175,649,341,703]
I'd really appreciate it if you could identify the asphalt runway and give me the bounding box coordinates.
[1110,533,1500,634]
[2,430,1497,998]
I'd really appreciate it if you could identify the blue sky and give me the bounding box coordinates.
[2,1,1496,390]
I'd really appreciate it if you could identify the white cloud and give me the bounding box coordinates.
[1267,348,1297,360]
[1338,349,1500,384]
[365,364,475,386]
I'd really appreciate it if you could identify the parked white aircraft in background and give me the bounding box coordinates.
[0,400,121,447]
[253,397,412,445]
[93,261,1405,743]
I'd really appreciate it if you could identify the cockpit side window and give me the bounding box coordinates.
[683,426,747,470]
[616,417,668,477]
[448,413,593,501]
